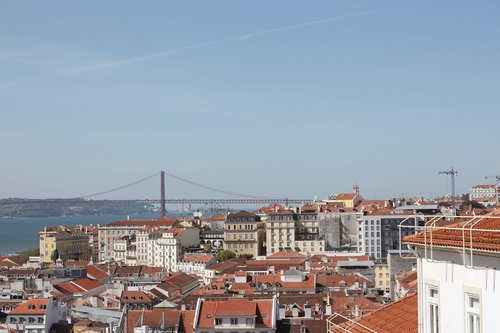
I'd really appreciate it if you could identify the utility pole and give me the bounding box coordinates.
[160,171,166,218]
[484,175,500,205]
[439,167,458,210]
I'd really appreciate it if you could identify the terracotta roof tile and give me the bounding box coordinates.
[404,213,500,253]
[10,299,49,315]
[333,294,418,333]
[120,290,152,303]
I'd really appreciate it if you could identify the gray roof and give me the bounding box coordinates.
[337,260,374,267]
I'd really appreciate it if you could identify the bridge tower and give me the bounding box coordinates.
[160,171,166,218]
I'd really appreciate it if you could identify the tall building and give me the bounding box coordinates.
[147,228,200,272]
[359,212,421,260]
[266,205,324,255]
[224,211,264,257]
[39,226,90,264]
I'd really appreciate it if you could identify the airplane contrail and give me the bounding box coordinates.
[1,9,384,88]
[68,9,384,75]
[0,77,36,89]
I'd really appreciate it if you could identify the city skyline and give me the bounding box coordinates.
[1,1,499,199]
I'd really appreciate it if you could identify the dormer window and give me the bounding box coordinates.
[215,318,222,325]
[28,304,35,310]
[40,304,47,309]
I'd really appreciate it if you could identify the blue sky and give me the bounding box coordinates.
[1,1,499,200]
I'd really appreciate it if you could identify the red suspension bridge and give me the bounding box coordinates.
[0,171,310,217]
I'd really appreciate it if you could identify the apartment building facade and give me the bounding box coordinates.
[404,213,500,333]
[147,228,200,272]
[359,213,420,260]
[224,211,263,257]
[39,226,90,264]
[97,218,176,262]
[266,205,324,256]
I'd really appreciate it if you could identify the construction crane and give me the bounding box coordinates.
[484,175,500,205]
[439,166,458,210]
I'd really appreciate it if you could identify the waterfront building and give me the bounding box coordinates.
[39,226,90,264]
[97,217,177,262]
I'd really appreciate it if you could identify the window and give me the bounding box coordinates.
[427,286,439,333]
[231,318,238,325]
[465,294,480,333]
[246,318,254,325]
[215,318,222,325]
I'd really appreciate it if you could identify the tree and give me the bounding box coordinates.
[216,250,236,262]
[463,200,486,209]
[51,249,60,263]
[238,253,254,260]
[18,248,39,263]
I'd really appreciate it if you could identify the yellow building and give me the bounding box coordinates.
[39,226,90,264]
[331,192,362,208]
[374,263,390,291]
[224,211,263,258]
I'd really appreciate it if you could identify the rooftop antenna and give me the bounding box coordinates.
[439,166,458,210]
[484,175,500,205]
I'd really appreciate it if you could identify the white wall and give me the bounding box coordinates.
[416,247,500,333]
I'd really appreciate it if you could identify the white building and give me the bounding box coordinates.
[193,297,277,333]
[7,298,67,333]
[404,213,500,333]
[176,255,216,284]
[98,218,177,263]
[147,228,200,272]
[469,184,499,201]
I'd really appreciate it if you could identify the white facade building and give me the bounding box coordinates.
[176,255,216,284]
[7,298,67,333]
[404,213,500,333]
[147,228,200,273]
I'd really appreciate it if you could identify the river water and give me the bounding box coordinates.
[0,214,159,255]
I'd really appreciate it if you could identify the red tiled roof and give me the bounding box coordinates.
[227,211,259,219]
[317,275,373,289]
[87,265,109,280]
[197,299,273,329]
[334,294,418,333]
[404,213,500,253]
[127,309,181,333]
[334,193,358,201]
[179,255,215,264]
[267,252,307,259]
[105,217,177,227]
[181,310,195,333]
[65,260,89,268]
[10,299,49,315]
[120,290,152,303]
[55,278,103,295]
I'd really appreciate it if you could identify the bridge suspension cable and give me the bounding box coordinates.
[76,172,160,199]
[163,171,270,199]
